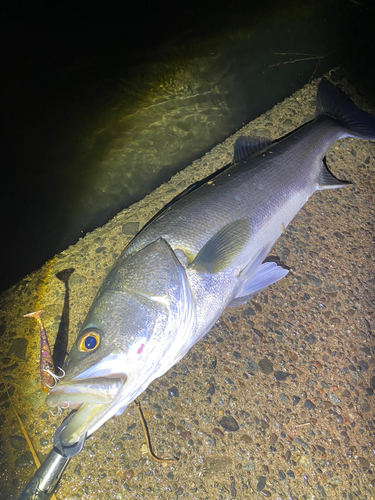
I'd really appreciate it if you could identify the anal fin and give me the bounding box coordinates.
[228,243,288,307]
[317,157,350,190]
[229,261,288,307]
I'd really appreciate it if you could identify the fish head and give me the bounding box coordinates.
[46,238,195,446]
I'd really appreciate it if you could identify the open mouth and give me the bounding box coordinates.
[46,376,126,445]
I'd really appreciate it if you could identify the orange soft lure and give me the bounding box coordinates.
[23,310,59,393]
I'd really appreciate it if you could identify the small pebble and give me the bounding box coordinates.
[316,483,327,497]
[206,383,215,395]
[256,476,266,492]
[212,427,224,437]
[329,392,341,405]
[7,338,28,360]
[273,370,290,381]
[218,416,239,432]
[74,464,82,476]
[179,431,191,440]
[9,436,26,451]
[258,358,274,375]
[362,403,371,413]
[304,399,316,410]
[167,386,179,397]
[242,461,255,471]
[278,470,286,480]
[292,395,301,406]
[245,357,259,373]
[357,360,369,372]
[176,486,183,496]
[15,451,33,468]
[242,306,256,316]
[359,346,371,356]
[122,222,139,235]
[240,434,252,444]
[269,433,278,445]
[308,275,322,287]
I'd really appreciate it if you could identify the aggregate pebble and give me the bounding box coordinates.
[358,457,370,469]
[304,399,316,410]
[256,476,266,492]
[329,392,341,405]
[292,395,301,406]
[245,357,259,373]
[358,360,369,372]
[9,436,26,451]
[258,358,274,375]
[269,433,278,445]
[206,383,215,395]
[167,386,179,397]
[307,274,322,287]
[273,370,290,381]
[218,416,239,432]
[278,470,286,480]
[239,435,251,446]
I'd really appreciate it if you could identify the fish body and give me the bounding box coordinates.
[46,79,375,445]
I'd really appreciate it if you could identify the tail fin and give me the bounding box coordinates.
[316,78,375,140]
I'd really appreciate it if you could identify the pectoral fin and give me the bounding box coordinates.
[189,219,251,274]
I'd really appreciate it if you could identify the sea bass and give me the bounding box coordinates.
[46,79,375,446]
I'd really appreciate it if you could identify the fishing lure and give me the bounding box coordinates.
[24,310,64,393]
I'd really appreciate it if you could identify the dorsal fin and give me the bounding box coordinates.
[233,136,272,162]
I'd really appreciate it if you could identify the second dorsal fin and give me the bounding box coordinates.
[233,136,272,163]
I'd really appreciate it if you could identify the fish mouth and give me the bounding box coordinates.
[46,376,126,446]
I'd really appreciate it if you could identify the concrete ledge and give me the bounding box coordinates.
[1,69,374,499]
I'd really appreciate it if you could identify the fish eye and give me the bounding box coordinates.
[78,329,101,352]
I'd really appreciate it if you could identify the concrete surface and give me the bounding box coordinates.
[0,68,374,500]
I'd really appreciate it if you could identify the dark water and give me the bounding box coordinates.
[0,0,374,294]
